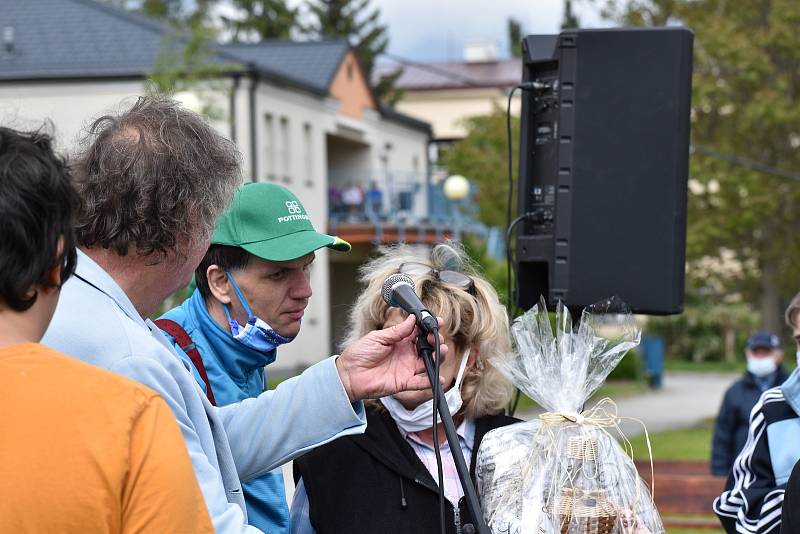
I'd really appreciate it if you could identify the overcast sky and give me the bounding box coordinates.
[372,0,608,63]
[213,1,611,63]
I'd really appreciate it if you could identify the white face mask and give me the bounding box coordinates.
[380,349,471,433]
[747,356,777,378]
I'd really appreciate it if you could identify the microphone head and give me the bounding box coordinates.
[382,273,415,307]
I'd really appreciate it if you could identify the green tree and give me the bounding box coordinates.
[222,0,299,40]
[561,0,581,28]
[442,107,519,229]
[139,0,183,20]
[599,0,800,333]
[147,19,230,94]
[508,18,523,58]
[303,0,400,103]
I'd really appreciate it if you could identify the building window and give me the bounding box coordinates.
[264,113,276,182]
[280,117,291,184]
[347,61,354,81]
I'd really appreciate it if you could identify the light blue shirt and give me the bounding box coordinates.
[160,289,291,533]
[43,251,367,534]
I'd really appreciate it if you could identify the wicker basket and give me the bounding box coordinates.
[551,436,618,534]
[555,488,618,534]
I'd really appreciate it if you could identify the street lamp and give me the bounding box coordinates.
[443,175,471,241]
[443,174,470,201]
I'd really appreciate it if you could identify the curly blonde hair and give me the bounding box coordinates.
[342,243,513,418]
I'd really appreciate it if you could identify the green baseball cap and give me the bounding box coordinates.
[212,182,351,261]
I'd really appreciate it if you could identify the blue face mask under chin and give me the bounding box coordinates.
[222,271,295,355]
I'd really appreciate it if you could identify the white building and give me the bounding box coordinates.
[0,0,435,370]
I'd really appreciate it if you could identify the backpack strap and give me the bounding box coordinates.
[155,318,217,406]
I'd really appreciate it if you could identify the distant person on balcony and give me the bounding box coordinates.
[328,185,343,221]
[342,181,364,222]
[711,331,788,476]
[365,180,383,219]
[715,296,800,533]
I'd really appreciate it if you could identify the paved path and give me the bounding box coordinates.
[280,372,739,502]
[516,371,740,437]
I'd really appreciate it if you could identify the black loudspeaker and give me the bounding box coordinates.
[515,27,693,315]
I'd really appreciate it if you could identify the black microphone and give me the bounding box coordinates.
[381,274,438,333]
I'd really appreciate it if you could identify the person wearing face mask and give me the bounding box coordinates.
[291,243,518,534]
[157,182,352,534]
[714,292,800,533]
[711,331,788,477]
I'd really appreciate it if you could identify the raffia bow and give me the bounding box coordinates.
[539,397,656,506]
[539,397,623,428]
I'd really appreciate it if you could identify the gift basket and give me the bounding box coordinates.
[476,298,663,534]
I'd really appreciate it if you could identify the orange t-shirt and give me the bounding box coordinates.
[0,343,213,533]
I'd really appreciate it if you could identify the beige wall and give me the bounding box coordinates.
[393,87,521,140]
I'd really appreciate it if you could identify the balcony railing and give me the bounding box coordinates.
[327,171,489,244]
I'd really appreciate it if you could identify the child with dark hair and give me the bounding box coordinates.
[0,126,213,533]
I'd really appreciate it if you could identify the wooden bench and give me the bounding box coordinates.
[634,460,727,530]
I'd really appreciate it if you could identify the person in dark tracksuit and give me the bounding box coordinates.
[714,295,800,534]
[711,331,788,477]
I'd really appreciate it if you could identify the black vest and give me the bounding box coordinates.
[295,406,518,534]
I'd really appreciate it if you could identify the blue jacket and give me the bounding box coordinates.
[43,251,367,534]
[711,367,789,476]
[160,289,290,533]
[714,368,800,533]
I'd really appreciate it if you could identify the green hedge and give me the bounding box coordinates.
[608,349,642,381]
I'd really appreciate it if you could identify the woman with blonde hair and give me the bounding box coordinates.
[291,243,517,534]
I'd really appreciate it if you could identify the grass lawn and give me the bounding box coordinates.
[628,418,714,461]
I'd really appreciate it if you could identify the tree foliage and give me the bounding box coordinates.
[561,0,581,29]
[441,107,519,229]
[147,18,232,96]
[600,0,800,332]
[303,0,400,103]
[507,18,523,58]
[222,0,299,40]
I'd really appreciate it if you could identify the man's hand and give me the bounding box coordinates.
[336,315,448,401]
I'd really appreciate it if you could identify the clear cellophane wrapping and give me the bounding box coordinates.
[476,298,663,534]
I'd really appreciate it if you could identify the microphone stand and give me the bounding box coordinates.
[416,331,490,534]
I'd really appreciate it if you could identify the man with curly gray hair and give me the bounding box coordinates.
[42,96,441,533]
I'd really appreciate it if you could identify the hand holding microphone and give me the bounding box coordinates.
[336,275,447,401]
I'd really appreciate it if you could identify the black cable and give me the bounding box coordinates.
[505,213,531,417]
[504,82,544,416]
[431,329,445,533]
[504,82,539,315]
[506,85,521,316]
